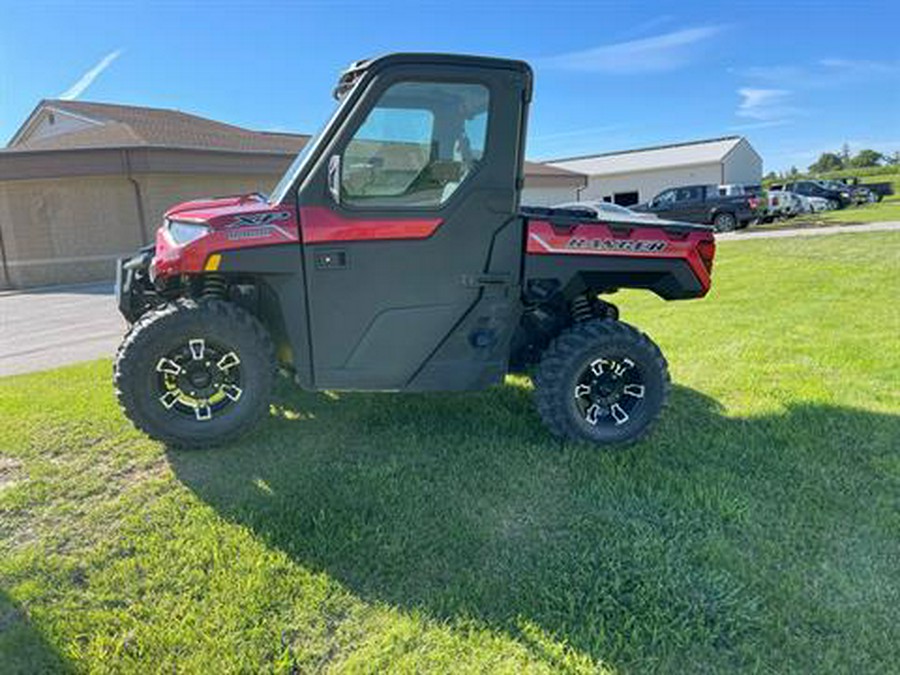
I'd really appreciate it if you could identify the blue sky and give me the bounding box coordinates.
[1,0,898,172]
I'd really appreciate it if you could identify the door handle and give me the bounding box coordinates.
[315,249,348,270]
[461,273,510,288]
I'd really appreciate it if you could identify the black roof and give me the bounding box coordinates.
[335,52,533,99]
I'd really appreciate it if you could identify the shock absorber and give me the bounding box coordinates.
[201,274,227,300]
[570,295,593,323]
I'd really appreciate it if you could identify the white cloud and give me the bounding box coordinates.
[729,119,792,131]
[736,88,792,120]
[819,58,900,75]
[59,49,122,100]
[540,25,725,74]
[734,58,900,89]
[616,14,676,40]
[733,87,804,128]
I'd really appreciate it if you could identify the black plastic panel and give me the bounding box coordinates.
[524,253,704,300]
[294,60,530,391]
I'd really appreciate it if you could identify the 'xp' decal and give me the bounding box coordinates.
[567,237,668,253]
[227,211,291,228]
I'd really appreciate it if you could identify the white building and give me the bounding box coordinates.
[546,136,762,207]
[520,162,587,206]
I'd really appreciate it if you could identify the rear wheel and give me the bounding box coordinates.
[533,319,669,445]
[712,211,737,232]
[114,299,275,448]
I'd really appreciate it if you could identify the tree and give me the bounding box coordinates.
[841,142,851,164]
[788,165,800,177]
[764,170,779,182]
[808,152,843,173]
[849,149,883,168]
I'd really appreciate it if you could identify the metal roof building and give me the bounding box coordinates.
[546,136,762,207]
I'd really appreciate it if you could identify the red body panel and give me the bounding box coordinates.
[151,194,714,301]
[526,220,715,296]
[153,198,300,278]
[152,196,445,278]
[298,206,442,244]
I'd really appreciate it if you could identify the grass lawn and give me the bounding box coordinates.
[2,232,899,673]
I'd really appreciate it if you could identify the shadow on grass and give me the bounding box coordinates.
[169,381,900,670]
[0,588,72,674]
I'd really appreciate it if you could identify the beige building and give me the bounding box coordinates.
[546,136,762,207]
[0,100,585,289]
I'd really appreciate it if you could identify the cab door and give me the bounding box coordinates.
[295,64,529,390]
[650,188,678,219]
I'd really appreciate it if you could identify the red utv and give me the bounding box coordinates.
[114,53,715,448]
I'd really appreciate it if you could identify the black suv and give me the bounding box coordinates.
[784,180,851,209]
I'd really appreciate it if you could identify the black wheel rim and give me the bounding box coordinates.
[154,338,243,421]
[573,356,646,428]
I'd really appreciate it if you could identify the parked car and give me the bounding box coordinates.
[783,180,851,209]
[766,186,804,218]
[552,200,659,222]
[798,195,832,213]
[818,179,876,204]
[771,184,833,214]
[633,184,760,232]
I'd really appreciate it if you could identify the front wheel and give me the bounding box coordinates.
[114,299,275,448]
[533,320,670,445]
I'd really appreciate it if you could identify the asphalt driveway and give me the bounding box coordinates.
[0,283,125,377]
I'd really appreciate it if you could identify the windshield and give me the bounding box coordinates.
[268,80,359,205]
[268,136,317,205]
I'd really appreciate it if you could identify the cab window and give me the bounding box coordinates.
[340,81,490,208]
[654,189,676,206]
[676,186,701,201]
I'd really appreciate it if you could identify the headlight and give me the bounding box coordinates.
[168,220,210,245]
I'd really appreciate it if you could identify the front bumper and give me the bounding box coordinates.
[115,245,155,323]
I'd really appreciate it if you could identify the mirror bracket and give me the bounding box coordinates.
[327,155,341,204]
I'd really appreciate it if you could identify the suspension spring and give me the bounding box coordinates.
[570,295,593,323]
[201,274,227,299]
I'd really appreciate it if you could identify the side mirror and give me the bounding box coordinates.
[327,154,341,204]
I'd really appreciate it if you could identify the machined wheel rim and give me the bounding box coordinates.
[154,338,243,421]
[573,356,646,428]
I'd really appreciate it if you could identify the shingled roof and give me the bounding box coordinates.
[3,99,585,186]
[6,100,311,154]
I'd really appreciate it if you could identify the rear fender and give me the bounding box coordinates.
[524,219,714,300]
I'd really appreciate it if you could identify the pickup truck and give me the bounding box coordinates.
[838,176,893,202]
[632,184,759,231]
